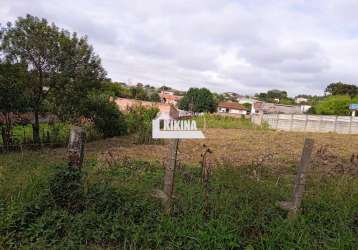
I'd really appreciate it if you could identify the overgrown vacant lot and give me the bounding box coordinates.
[94,128,358,175]
[0,128,357,249]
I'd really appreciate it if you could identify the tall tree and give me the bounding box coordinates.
[325,82,358,97]
[1,15,106,143]
[178,88,216,113]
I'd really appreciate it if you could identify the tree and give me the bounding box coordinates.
[148,92,160,102]
[267,89,288,100]
[314,95,358,116]
[1,15,106,144]
[102,81,131,98]
[256,89,288,102]
[325,82,358,97]
[178,88,216,113]
[81,92,127,137]
[0,61,28,146]
[129,86,147,100]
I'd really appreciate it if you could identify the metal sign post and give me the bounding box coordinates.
[152,113,205,214]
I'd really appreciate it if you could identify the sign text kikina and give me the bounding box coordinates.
[152,117,205,139]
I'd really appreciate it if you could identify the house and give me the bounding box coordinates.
[217,101,247,115]
[115,98,179,119]
[159,91,183,106]
[253,101,302,114]
[300,105,312,113]
[237,96,258,105]
[295,97,308,104]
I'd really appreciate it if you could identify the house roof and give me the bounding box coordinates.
[218,101,247,110]
[160,94,183,101]
[159,91,183,101]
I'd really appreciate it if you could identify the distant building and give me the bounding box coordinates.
[295,97,308,104]
[217,101,247,115]
[253,101,302,114]
[300,105,312,113]
[237,96,257,105]
[159,91,183,106]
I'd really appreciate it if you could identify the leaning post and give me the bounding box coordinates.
[163,138,180,214]
[278,138,314,218]
[67,127,86,169]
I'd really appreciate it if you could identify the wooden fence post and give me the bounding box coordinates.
[278,138,314,218]
[67,127,85,169]
[201,145,213,220]
[163,138,179,214]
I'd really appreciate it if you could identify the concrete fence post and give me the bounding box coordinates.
[67,127,86,169]
[318,116,322,133]
[278,138,314,218]
[289,114,294,131]
[349,116,353,134]
[304,114,308,133]
[275,113,279,129]
[334,116,338,133]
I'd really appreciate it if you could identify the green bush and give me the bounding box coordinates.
[126,105,159,144]
[195,113,258,129]
[82,93,127,138]
[48,165,85,213]
[313,95,358,115]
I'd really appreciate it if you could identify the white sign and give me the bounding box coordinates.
[152,116,205,139]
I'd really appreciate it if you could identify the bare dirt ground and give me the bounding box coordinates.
[88,128,358,176]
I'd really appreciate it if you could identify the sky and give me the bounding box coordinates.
[1,0,358,97]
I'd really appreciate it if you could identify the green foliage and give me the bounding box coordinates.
[178,88,216,113]
[0,122,101,146]
[242,103,252,111]
[1,14,106,143]
[102,81,131,98]
[325,82,358,97]
[0,155,357,249]
[256,89,291,103]
[0,61,29,146]
[0,61,28,115]
[148,92,161,102]
[81,93,127,138]
[48,165,85,213]
[195,114,263,129]
[125,105,159,144]
[314,95,358,115]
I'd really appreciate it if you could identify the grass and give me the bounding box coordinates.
[195,114,268,129]
[0,151,357,249]
[0,123,102,146]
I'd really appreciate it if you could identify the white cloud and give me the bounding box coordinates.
[1,0,358,96]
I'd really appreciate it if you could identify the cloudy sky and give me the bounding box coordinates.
[1,0,358,96]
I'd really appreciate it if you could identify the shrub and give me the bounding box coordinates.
[313,95,358,115]
[82,93,127,138]
[48,165,85,213]
[126,105,159,144]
